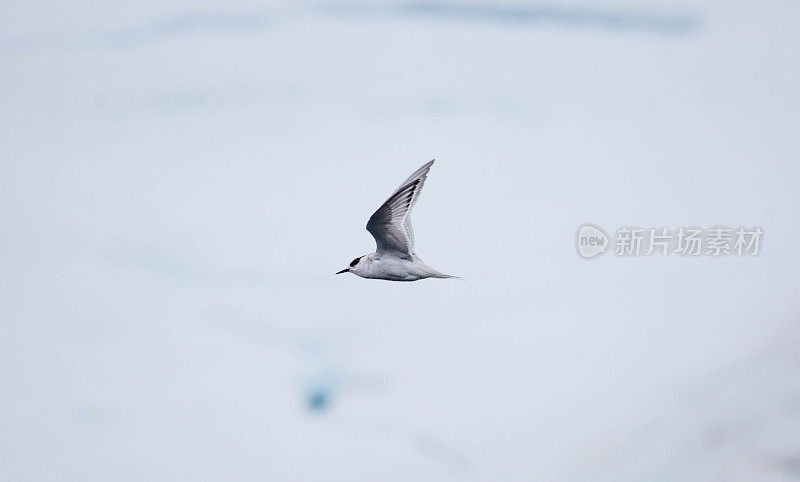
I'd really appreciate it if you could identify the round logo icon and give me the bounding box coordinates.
[577,224,608,259]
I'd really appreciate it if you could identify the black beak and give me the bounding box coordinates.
[335,269,349,275]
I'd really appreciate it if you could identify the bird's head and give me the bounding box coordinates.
[336,255,365,275]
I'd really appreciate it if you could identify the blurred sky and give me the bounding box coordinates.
[2,0,800,480]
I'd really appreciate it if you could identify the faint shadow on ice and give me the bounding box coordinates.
[0,1,702,52]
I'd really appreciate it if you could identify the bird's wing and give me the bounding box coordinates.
[366,160,434,259]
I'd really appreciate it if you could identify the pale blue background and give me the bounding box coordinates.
[2,1,799,480]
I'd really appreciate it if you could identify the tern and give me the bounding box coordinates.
[336,160,459,281]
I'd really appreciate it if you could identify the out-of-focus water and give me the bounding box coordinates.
[1,1,799,480]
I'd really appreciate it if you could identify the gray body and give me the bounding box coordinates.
[350,254,456,282]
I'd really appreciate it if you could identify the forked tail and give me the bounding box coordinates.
[418,261,462,280]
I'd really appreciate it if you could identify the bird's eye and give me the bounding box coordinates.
[349,257,361,267]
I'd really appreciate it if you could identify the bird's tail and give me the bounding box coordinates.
[420,262,462,280]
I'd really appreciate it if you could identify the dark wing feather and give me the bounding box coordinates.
[366,160,434,258]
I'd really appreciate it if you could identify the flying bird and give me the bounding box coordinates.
[336,160,458,281]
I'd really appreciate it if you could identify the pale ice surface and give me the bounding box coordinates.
[1,0,799,480]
